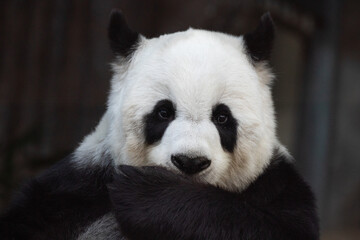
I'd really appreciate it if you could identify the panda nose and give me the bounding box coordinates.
[171,154,211,175]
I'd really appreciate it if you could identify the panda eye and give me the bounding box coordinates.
[158,109,172,120]
[216,114,228,124]
[212,104,234,126]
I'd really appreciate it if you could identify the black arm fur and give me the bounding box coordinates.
[0,156,114,240]
[0,154,319,240]
[108,156,319,240]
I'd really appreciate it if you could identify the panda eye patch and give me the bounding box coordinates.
[144,99,175,145]
[211,104,238,152]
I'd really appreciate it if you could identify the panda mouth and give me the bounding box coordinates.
[164,162,212,182]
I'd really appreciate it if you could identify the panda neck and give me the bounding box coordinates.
[72,111,113,167]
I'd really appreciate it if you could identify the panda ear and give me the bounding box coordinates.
[108,9,140,57]
[243,13,275,62]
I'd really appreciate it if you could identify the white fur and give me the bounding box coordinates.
[77,213,124,240]
[74,29,285,191]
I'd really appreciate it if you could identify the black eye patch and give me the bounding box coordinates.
[211,104,238,152]
[144,99,175,145]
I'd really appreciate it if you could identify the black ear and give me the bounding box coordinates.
[243,13,275,62]
[108,9,139,57]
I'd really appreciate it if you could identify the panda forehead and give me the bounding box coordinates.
[125,30,258,99]
[136,29,253,73]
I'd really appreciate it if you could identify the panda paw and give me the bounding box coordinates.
[113,164,189,188]
[107,165,200,238]
[108,165,191,208]
[108,165,194,203]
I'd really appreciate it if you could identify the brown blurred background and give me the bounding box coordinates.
[0,0,359,239]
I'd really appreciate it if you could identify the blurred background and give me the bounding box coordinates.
[0,0,359,239]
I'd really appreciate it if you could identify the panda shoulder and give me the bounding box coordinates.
[243,147,316,208]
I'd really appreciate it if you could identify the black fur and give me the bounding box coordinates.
[243,13,275,62]
[108,9,139,57]
[1,153,319,240]
[211,103,238,152]
[144,99,176,145]
[108,154,319,240]
[0,155,114,240]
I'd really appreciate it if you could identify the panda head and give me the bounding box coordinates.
[106,10,279,191]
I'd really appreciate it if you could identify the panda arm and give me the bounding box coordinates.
[0,156,114,239]
[108,160,319,240]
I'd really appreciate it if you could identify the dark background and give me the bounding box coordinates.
[0,0,359,239]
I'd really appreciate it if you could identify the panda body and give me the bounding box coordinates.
[0,10,319,240]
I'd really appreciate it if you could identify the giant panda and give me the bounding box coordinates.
[0,10,319,240]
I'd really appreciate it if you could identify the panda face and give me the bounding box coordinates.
[107,28,277,190]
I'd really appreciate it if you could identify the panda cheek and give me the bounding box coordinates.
[147,143,170,166]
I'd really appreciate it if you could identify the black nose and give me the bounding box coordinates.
[171,155,211,175]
